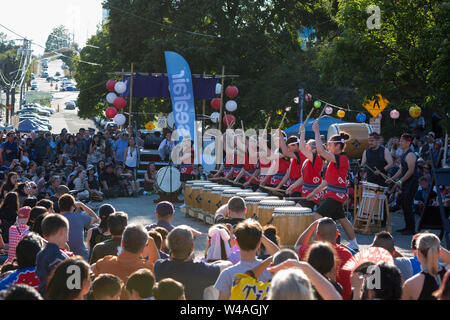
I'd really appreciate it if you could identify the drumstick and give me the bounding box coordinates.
[317,106,327,120]
[259,185,286,193]
[263,115,271,135]
[224,111,231,129]
[284,197,307,201]
[278,112,287,130]
[241,120,245,134]
[301,108,316,130]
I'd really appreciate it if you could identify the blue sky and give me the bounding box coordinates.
[0,0,104,54]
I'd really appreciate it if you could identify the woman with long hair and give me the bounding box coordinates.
[86,204,114,255]
[402,233,446,300]
[306,120,359,251]
[88,135,105,165]
[0,172,18,200]
[123,137,139,195]
[144,162,157,192]
[63,135,78,161]
[46,257,92,300]
[203,224,233,263]
[0,192,20,243]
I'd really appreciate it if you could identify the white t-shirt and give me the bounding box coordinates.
[214,259,273,297]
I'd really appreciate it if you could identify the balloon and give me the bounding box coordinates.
[113,97,127,110]
[113,114,126,126]
[225,100,237,112]
[106,80,116,92]
[276,109,283,115]
[337,110,345,118]
[294,97,299,104]
[314,100,321,108]
[305,94,312,102]
[114,81,127,95]
[409,105,421,118]
[215,83,222,95]
[225,86,239,99]
[210,112,220,123]
[105,107,117,119]
[390,109,400,119]
[106,92,117,104]
[211,98,221,110]
[223,114,236,127]
[356,113,366,123]
[325,106,333,115]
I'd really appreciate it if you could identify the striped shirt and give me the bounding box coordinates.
[6,223,30,264]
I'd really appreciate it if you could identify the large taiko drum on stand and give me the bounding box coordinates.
[221,188,252,207]
[272,207,314,246]
[209,186,229,215]
[189,183,215,218]
[327,123,373,159]
[244,196,279,219]
[156,166,182,193]
[257,200,295,226]
[354,182,389,234]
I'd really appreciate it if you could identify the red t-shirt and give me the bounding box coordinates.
[324,153,349,203]
[289,152,307,192]
[180,148,195,174]
[301,154,324,203]
[298,243,353,300]
[244,153,257,182]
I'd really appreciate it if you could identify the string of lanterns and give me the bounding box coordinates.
[210,84,239,126]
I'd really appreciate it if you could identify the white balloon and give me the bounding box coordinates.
[114,81,127,94]
[225,100,237,112]
[210,112,220,123]
[113,114,126,126]
[215,83,222,95]
[106,92,117,104]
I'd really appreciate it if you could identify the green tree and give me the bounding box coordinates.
[316,0,449,125]
[45,25,72,52]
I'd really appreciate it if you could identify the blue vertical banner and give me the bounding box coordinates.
[164,51,197,141]
[298,88,304,123]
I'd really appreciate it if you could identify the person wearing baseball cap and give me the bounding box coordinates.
[145,201,175,233]
[5,206,31,263]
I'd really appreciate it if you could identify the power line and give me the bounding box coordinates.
[0,23,102,67]
[107,4,222,39]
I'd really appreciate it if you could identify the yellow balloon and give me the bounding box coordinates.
[409,105,421,118]
[337,110,345,118]
[276,109,283,115]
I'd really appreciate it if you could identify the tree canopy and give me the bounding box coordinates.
[73,0,448,133]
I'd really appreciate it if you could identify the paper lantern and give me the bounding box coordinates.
[113,114,126,126]
[314,100,321,108]
[114,81,127,95]
[325,106,333,115]
[106,80,116,92]
[305,93,312,102]
[211,98,221,110]
[356,113,366,123]
[337,110,345,118]
[223,114,236,127]
[113,97,127,110]
[225,86,239,99]
[276,109,283,115]
[390,109,400,119]
[409,105,421,118]
[215,83,222,95]
[225,100,237,112]
[210,112,220,123]
[106,92,117,104]
[294,97,299,104]
[105,107,117,119]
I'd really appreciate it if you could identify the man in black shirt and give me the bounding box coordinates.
[99,163,120,198]
[214,196,246,227]
[361,133,393,186]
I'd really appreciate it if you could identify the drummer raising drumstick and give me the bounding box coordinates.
[306,120,359,251]
[361,132,393,186]
[276,133,307,192]
[286,123,324,210]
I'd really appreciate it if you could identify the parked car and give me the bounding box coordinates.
[19,113,50,124]
[31,81,38,90]
[65,101,76,110]
[55,71,61,77]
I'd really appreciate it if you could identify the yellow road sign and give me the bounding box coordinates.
[363,94,389,118]
[145,121,155,131]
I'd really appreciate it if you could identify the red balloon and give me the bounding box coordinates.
[113,97,127,110]
[105,107,117,119]
[225,86,239,99]
[106,80,116,92]
[211,98,221,110]
[222,114,236,127]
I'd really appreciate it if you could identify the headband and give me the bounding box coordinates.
[288,138,300,146]
[401,137,413,143]
[328,139,346,144]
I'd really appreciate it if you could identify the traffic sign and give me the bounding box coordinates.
[363,94,389,118]
[157,116,167,129]
[145,121,156,131]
